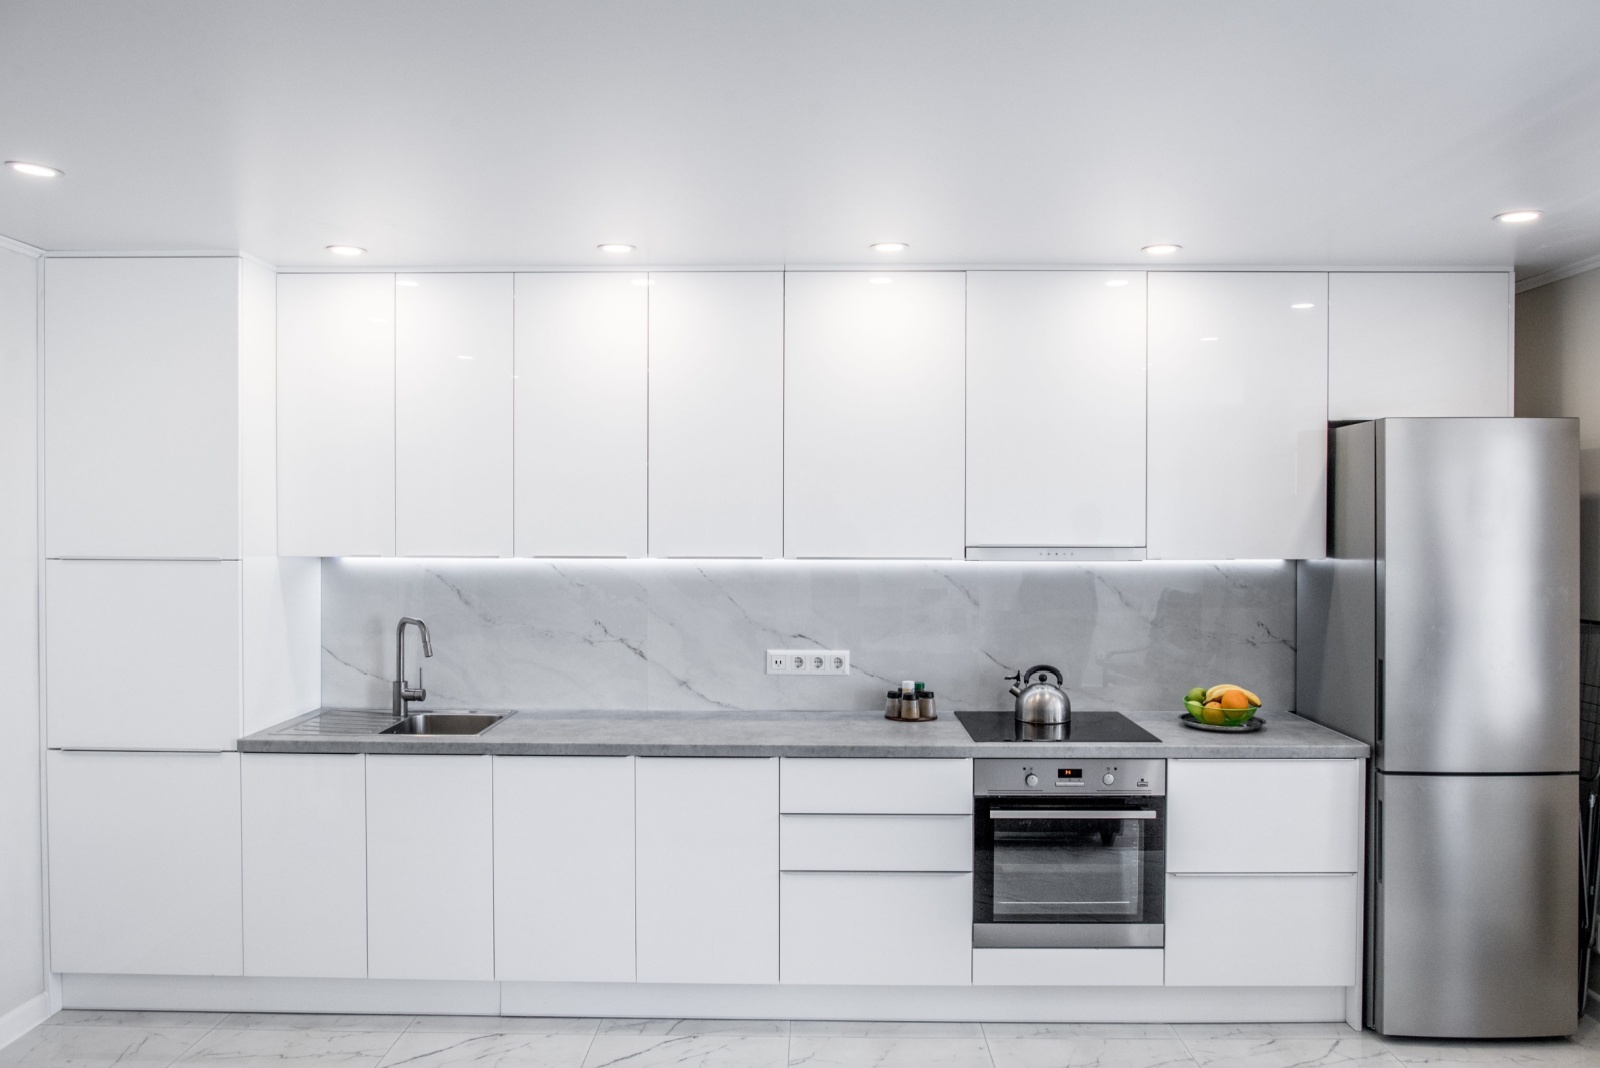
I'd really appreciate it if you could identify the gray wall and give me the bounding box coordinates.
[322,558,1296,713]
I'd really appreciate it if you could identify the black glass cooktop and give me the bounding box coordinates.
[955,709,1160,744]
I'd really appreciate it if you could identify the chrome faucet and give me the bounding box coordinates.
[393,617,434,717]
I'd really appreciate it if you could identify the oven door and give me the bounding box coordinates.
[973,795,1165,948]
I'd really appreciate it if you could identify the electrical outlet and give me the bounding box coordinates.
[766,649,850,676]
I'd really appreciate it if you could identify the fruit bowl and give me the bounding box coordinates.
[1184,698,1258,726]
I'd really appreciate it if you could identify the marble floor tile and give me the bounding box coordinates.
[987,1024,1181,1040]
[377,1031,592,1067]
[596,1019,789,1037]
[46,1011,226,1031]
[581,1034,788,1068]
[1172,1025,1361,1040]
[0,1024,208,1068]
[1181,1036,1402,1068]
[171,1028,399,1067]
[988,1037,1199,1068]
[1381,1038,1598,1066]
[790,1021,984,1038]
[217,1014,416,1033]
[404,1017,601,1036]
[786,1035,994,1068]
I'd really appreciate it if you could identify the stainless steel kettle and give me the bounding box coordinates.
[1007,665,1071,724]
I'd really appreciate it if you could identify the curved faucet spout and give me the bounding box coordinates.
[394,617,435,717]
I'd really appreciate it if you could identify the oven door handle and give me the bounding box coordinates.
[987,809,1158,820]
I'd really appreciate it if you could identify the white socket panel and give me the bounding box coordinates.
[767,649,850,676]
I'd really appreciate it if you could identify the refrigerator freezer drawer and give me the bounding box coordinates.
[1375,772,1578,1038]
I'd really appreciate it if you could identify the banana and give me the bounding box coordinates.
[1205,684,1261,706]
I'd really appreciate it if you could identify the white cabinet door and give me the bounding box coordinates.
[514,273,647,557]
[1329,272,1511,419]
[47,750,243,976]
[784,272,965,558]
[1167,759,1363,874]
[241,753,366,978]
[1147,273,1328,560]
[648,272,784,558]
[1165,873,1360,986]
[780,757,972,814]
[974,948,1164,986]
[46,559,240,751]
[396,273,513,557]
[44,257,240,559]
[277,273,395,556]
[967,271,1147,548]
[495,756,635,982]
[781,815,972,872]
[367,754,494,980]
[781,871,971,985]
[636,757,778,983]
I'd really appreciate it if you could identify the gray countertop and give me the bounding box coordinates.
[239,707,1366,759]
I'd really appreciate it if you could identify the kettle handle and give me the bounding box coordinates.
[1021,664,1064,687]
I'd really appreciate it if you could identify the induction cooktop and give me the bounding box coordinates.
[955,709,1161,743]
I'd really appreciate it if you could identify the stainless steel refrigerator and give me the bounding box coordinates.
[1298,417,1580,1038]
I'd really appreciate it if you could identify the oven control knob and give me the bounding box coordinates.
[1024,773,1039,787]
[1102,772,1116,785]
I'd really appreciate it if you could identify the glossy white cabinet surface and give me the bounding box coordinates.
[781,871,971,985]
[973,948,1165,986]
[44,257,241,559]
[495,756,635,982]
[636,757,779,983]
[784,272,966,558]
[648,272,784,558]
[967,271,1147,548]
[242,753,366,978]
[396,273,513,556]
[367,754,494,980]
[1329,272,1511,419]
[1167,759,1362,874]
[1165,873,1360,986]
[277,273,396,556]
[46,559,241,751]
[47,750,243,976]
[781,814,972,872]
[1147,272,1328,560]
[514,273,647,557]
[781,757,972,814]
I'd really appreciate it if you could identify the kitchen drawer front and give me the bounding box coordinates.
[781,757,971,814]
[1167,759,1362,873]
[781,814,972,872]
[781,871,971,985]
[1164,873,1360,987]
[974,948,1164,987]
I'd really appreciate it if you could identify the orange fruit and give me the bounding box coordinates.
[1219,690,1251,710]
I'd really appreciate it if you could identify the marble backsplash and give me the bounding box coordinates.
[320,558,1296,713]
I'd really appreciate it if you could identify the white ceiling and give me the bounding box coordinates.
[3,1,1600,275]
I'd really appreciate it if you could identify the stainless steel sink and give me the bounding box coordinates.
[381,713,505,736]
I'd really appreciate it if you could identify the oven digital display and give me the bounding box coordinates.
[1056,768,1082,781]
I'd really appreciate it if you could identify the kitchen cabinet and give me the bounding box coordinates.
[514,273,647,557]
[973,948,1164,986]
[366,754,494,980]
[44,256,242,559]
[780,871,971,985]
[45,559,241,751]
[1328,272,1511,419]
[783,271,965,558]
[1166,759,1362,873]
[648,272,784,558]
[966,271,1147,550]
[635,757,779,983]
[241,753,367,979]
[1147,272,1328,560]
[1164,872,1360,986]
[780,757,971,814]
[47,750,242,976]
[780,814,971,872]
[277,273,396,556]
[494,756,635,982]
[396,273,513,556]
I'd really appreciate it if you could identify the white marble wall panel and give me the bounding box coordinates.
[320,560,1296,713]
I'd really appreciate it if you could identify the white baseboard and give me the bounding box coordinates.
[61,975,500,1016]
[0,991,53,1053]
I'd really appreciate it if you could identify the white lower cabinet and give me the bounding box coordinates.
[781,871,971,985]
[241,753,367,978]
[781,814,971,872]
[47,750,242,976]
[495,756,636,982]
[366,754,494,981]
[974,948,1164,986]
[1167,759,1363,874]
[1164,873,1360,986]
[636,757,779,984]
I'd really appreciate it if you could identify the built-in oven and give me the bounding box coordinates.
[973,758,1165,948]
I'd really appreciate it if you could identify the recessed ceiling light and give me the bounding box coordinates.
[869,276,893,285]
[1143,244,1182,255]
[1200,336,1219,342]
[597,243,635,253]
[870,242,909,253]
[456,354,474,360]
[327,245,365,256]
[6,160,62,178]
[1290,302,1315,309]
[1494,210,1542,224]
[1106,279,1130,287]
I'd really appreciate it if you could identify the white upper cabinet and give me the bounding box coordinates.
[45,257,241,559]
[277,273,396,557]
[1328,272,1512,419]
[648,272,784,558]
[784,272,966,558]
[1147,272,1328,560]
[967,271,1147,550]
[396,273,513,557]
[514,273,648,557]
